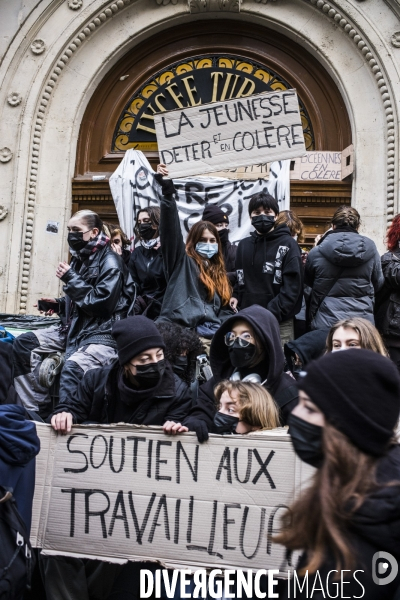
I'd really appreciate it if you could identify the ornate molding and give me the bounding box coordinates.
[7,92,22,107]
[391,32,400,48]
[305,0,396,224]
[0,206,9,220]
[30,39,46,54]
[189,0,240,12]
[19,0,133,313]
[68,0,83,9]
[0,148,13,163]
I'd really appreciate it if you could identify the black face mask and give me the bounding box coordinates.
[134,359,166,389]
[228,340,256,368]
[213,412,239,434]
[68,231,90,251]
[139,223,156,241]
[251,215,275,235]
[172,355,188,378]
[288,413,324,468]
[218,228,229,244]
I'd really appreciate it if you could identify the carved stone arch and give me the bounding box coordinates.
[75,19,352,178]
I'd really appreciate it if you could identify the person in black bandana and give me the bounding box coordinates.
[276,349,400,600]
[50,315,192,433]
[128,207,167,317]
[230,192,303,326]
[13,210,134,416]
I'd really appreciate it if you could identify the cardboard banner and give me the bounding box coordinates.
[289,146,354,181]
[31,424,313,573]
[154,90,306,178]
[109,150,290,248]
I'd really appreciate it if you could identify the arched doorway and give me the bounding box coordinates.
[74,19,352,243]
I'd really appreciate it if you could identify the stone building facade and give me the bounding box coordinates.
[0,0,399,312]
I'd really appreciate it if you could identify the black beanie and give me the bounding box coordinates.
[112,316,165,366]
[202,204,229,226]
[297,349,400,456]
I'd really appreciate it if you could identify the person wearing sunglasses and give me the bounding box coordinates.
[164,305,299,442]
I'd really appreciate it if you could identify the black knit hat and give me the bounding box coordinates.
[297,349,400,456]
[112,316,165,366]
[202,204,229,225]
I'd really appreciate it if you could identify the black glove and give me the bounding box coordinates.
[183,417,209,443]
[154,173,177,197]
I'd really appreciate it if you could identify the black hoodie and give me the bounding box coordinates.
[232,224,303,322]
[185,305,298,428]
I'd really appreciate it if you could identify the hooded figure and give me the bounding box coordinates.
[183,306,298,441]
[0,342,20,405]
[50,316,192,429]
[305,224,383,330]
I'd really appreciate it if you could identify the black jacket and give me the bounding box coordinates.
[128,245,167,302]
[52,359,193,426]
[185,305,298,428]
[222,239,237,285]
[59,244,135,350]
[376,250,400,344]
[305,227,383,330]
[280,445,400,599]
[0,342,19,405]
[284,328,329,372]
[157,189,232,329]
[232,225,303,322]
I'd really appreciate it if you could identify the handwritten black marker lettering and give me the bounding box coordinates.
[109,436,125,474]
[108,490,130,538]
[85,489,111,539]
[90,435,108,470]
[233,448,252,484]
[223,503,241,550]
[174,498,181,544]
[216,447,232,484]
[282,92,297,114]
[155,440,172,481]
[239,506,266,560]
[148,494,170,543]
[126,436,146,472]
[252,450,276,488]
[64,434,88,473]
[199,107,212,129]
[128,491,156,545]
[176,441,199,483]
[277,125,291,148]
[147,440,153,479]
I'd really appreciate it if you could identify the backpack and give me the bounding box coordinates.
[0,486,34,599]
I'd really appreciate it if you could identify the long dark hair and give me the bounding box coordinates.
[274,423,381,573]
[185,221,232,305]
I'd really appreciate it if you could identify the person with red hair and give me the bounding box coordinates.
[376,214,400,371]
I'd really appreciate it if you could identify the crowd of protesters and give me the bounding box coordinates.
[1,164,400,599]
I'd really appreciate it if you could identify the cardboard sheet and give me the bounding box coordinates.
[31,424,313,573]
[154,90,306,178]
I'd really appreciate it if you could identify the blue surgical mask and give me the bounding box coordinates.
[195,242,219,259]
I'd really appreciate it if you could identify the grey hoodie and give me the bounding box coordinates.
[305,228,384,329]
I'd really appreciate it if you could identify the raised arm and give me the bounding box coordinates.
[154,171,186,280]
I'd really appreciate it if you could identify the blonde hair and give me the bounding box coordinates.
[326,318,388,356]
[275,210,304,242]
[214,380,280,430]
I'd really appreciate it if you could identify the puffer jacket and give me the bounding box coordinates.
[375,249,400,343]
[59,243,135,350]
[305,227,383,330]
[52,359,193,426]
[156,187,232,329]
